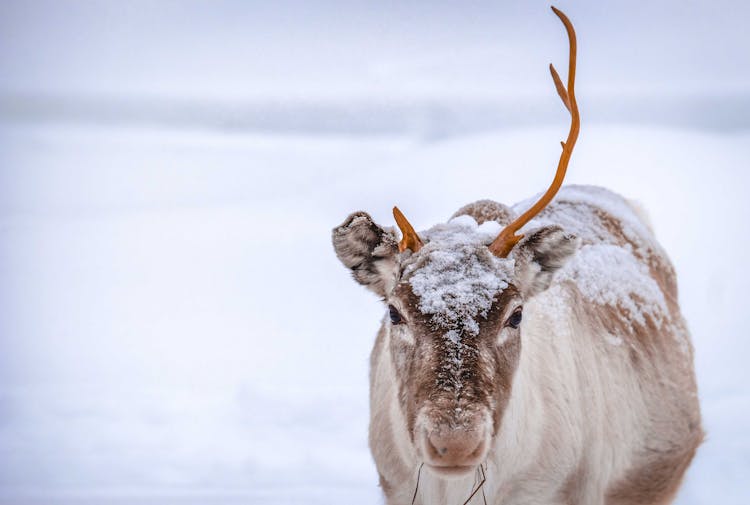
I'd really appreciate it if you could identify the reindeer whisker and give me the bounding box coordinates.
[462,464,487,505]
[411,463,424,505]
[481,464,488,505]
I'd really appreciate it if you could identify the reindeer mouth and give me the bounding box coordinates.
[424,463,478,478]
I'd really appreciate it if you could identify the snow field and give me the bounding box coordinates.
[0,122,748,503]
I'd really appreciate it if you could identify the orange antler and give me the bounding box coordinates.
[488,6,580,258]
[393,206,423,253]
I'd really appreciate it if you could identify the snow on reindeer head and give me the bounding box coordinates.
[332,5,581,479]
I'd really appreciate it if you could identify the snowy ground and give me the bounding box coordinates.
[0,120,749,504]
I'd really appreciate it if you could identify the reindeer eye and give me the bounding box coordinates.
[388,305,403,325]
[506,307,523,329]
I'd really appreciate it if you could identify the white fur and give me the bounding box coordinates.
[371,282,652,504]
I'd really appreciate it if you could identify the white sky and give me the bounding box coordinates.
[1,0,749,102]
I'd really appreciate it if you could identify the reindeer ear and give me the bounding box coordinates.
[332,212,400,297]
[512,226,579,298]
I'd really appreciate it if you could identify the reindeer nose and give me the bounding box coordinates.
[423,427,488,469]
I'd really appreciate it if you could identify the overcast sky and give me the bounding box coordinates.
[1,0,749,102]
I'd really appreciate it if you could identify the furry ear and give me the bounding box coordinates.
[512,226,579,298]
[332,212,400,297]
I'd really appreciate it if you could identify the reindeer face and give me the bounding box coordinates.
[333,210,578,477]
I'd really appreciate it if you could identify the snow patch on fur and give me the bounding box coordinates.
[405,215,512,336]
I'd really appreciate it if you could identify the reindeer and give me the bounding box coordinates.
[331,7,702,505]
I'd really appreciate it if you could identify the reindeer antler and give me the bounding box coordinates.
[488,6,580,258]
[393,206,424,253]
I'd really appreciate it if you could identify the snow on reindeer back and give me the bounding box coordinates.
[514,185,656,249]
[517,185,670,330]
[404,215,513,336]
[558,244,668,327]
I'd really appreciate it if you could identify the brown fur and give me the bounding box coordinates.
[451,200,516,226]
[388,283,521,440]
[605,432,702,505]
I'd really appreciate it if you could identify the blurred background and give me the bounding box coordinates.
[0,1,748,503]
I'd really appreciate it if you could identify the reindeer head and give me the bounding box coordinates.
[332,7,580,478]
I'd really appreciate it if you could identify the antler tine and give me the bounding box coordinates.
[488,6,580,258]
[393,206,424,253]
[549,63,570,112]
